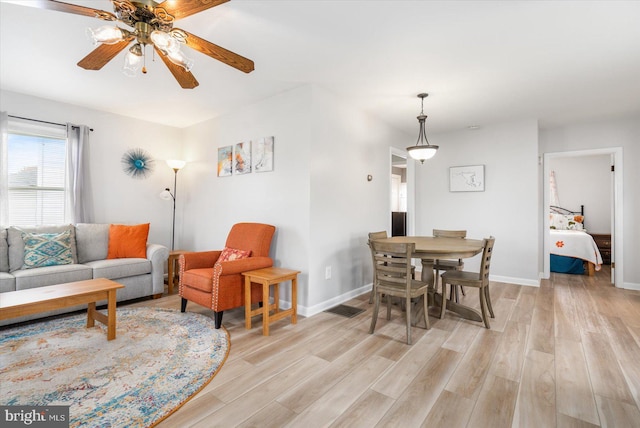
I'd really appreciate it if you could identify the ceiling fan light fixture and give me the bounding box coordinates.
[51,0,253,88]
[150,30,179,54]
[86,25,125,45]
[123,43,143,77]
[168,49,194,72]
[406,93,439,164]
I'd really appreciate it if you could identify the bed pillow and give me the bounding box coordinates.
[550,213,584,230]
[217,247,251,263]
[21,230,75,269]
[107,223,150,259]
[566,215,584,230]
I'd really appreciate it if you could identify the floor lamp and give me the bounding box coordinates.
[159,160,186,251]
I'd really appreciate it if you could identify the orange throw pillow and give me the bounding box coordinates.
[217,247,251,263]
[107,223,150,259]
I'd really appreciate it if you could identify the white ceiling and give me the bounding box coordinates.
[2,0,639,135]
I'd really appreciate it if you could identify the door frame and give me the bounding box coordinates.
[542,147,623,287]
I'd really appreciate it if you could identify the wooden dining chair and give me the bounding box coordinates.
[369,240,430,345]
[368,231,389,304]
[433,229,467,302]
[440,237,496,328]
[367,231,416,304]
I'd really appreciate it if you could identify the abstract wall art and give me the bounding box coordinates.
[253,136,274,172]
[217,146,233,177]
[121,148,155,179]
[234,141,251,175]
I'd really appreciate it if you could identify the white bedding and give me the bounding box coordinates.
[550,230,603,270]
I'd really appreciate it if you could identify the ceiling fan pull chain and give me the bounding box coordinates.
[142,44,147,74]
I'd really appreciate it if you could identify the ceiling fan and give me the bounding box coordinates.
[28,0,255,89]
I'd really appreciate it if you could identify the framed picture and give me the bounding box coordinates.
[233,141,251,175]
[253,136,274,172]
[217,146,233,177]
[449,165,485,192]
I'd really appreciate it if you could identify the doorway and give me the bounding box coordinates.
[543,148,623,287]
[390,148,415,237]
[391,154,407,236]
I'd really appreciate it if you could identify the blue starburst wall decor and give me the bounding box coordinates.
[121,148,155,179]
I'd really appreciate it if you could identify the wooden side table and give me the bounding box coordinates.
[242,267,300,336]
[168,250,190,294]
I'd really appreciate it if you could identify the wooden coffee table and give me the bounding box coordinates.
[0,278,125,340]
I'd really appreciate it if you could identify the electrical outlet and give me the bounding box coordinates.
[325,266,332,280]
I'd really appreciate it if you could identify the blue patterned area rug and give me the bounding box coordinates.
[0,307,229,427]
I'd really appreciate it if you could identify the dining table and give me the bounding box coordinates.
[376,235,485,323]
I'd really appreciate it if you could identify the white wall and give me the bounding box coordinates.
[540,114,640,288]
[414,120,540,286]
[307,86,409,311]
[0,90,183,248]
[548,155,611,233]
[179,85,409,314]
[180,86,312,306]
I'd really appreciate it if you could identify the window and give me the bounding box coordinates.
[7,120,68,226]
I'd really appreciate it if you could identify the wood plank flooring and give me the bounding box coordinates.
[128,266,640,427]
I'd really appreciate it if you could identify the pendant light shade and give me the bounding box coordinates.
[407,93,439,163]
[86,25,125,45]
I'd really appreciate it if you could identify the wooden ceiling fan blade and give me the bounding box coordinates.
[155,47,199,89]
[178,29,254,73]
[28,0,117,21]
[77,39,133,70]
[157,0,229,21]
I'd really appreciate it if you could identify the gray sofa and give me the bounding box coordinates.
[0,223,169,326]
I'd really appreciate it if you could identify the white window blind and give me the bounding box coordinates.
[7,120,67,226]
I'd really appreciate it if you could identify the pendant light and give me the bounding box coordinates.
[407,93,439,163]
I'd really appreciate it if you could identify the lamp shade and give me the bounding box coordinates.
[407,145,438,161]
[123,50,142,77]
[166,159,186,170]
[150,30,180,54]
[159,189,173,200]
[87,26,124,45]
[167,49,194,72]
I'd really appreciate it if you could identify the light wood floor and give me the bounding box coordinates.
[130,266,640,427]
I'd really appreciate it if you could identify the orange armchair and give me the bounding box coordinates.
[179,223,276,328]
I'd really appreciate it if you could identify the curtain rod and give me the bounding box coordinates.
[8,114,94,132]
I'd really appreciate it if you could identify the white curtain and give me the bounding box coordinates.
[0,112,8,227]
[65,124,91,223]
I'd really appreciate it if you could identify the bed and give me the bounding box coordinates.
[549,205,603,275]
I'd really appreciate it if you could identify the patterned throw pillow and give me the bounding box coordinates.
[217,247,251,263]
[21,230,74,269]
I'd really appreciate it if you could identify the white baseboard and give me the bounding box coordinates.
[621,282,640,290]
[419,268,540,287]
[490,275,540,287]
[287,284,372,318]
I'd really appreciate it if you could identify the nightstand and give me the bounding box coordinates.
[590,234,611,265]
